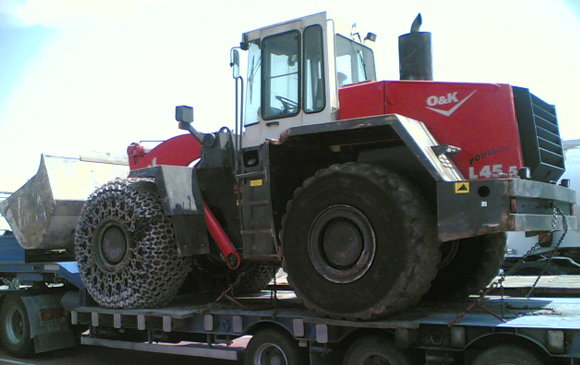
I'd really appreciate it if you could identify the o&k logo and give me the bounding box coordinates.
[426,90,477,116]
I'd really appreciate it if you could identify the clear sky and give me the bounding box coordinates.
[1,0,579,194]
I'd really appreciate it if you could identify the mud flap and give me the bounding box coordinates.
[130,165,209,256]
[19,294,76,354]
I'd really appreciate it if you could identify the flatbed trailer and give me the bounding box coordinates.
[71,292,580,365]
[3,232,580,365]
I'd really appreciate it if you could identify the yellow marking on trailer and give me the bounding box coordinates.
[455,182,470,194]
[251,179,263,187]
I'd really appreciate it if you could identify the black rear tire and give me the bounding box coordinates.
[245,328,307,365]
[75,179,191,308]
[0,295,34,358]
[282,163,440,320]
[426,233,506,299]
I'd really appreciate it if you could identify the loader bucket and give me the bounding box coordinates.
[0,154,129,251]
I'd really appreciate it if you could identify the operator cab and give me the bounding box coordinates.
[240,12,376,147]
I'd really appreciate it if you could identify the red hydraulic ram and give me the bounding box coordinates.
[203,201,241,269]
[128,135,241,269]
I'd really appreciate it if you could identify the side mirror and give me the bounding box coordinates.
[230,49,240,79]
[175,105,204,143]
[176,105,194,124]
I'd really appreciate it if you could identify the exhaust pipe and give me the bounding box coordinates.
[398,14,433,80]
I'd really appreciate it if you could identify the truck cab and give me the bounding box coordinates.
[241,12,376,147]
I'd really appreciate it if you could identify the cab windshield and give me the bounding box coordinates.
[335,34,376,87]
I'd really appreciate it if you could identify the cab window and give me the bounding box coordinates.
[244,41,262,126]
[303,25,325,113]
[261,31,300,120]
[335,34,376,87]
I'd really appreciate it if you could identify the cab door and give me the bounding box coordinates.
[242,12,335,147]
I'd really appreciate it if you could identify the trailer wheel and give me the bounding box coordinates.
[471,344,545,365]
[426,233,506,299]
[0,295,34,358]
[343,335,411,365]
[281,163,440,320]
[75,179,191,308]
[245,328,307,365]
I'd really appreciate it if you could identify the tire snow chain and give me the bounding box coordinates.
[75,179,191,308]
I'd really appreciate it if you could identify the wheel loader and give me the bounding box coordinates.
[1,12,576,320]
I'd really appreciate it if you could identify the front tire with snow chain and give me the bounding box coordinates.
[75,179,191,308]
[281,163,441,320]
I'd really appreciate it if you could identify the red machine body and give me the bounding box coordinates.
[339,81,525,179]
[127,134,201,170]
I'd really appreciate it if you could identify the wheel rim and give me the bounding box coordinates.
[353,351,394,365]
[308,205,376,284]
[5,307,25,345]
[255,343,288,365]
[95,220,131,272]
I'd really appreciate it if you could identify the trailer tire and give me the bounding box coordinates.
[0,295,34,358]
[343,335,411,365]
[281,163,440,320]
[426,233,506,299]
[75,179,191,308]
[472,344,545,365]
[245,328,307,365]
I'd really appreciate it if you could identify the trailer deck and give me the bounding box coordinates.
[72,291,580,333]
[68,284,580,363]
[4,245,580,364]
[499,275,580,297]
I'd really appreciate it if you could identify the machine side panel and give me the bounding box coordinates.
[339,81,524,181]
[338,81,385,119]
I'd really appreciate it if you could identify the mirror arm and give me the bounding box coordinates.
[179,122,206,144]
[175,105,211,145]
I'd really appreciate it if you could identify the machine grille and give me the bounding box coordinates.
[513,86,565,182]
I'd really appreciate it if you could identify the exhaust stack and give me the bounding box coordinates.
[398,14,433,80]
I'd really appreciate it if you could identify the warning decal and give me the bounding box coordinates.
[250,179,263,187]
[455,182,470,194]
